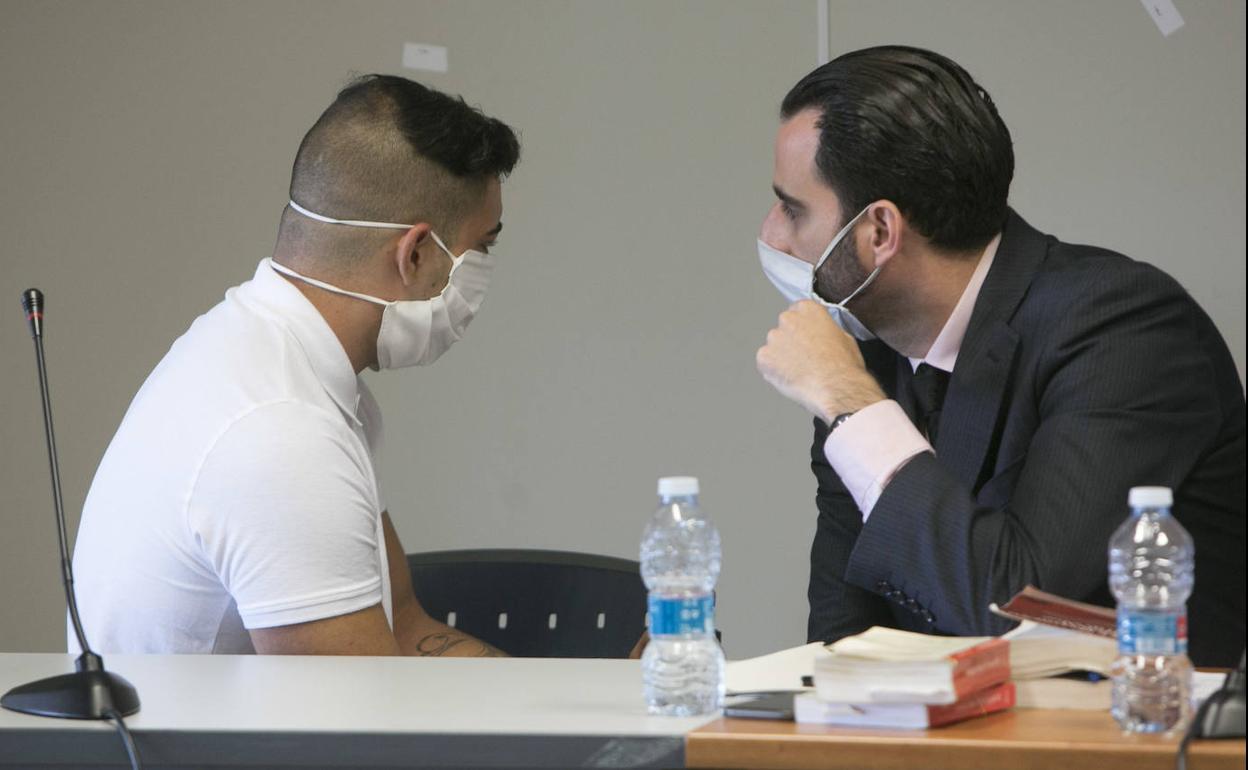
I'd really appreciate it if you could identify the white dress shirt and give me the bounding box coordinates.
[823,234,1001,518]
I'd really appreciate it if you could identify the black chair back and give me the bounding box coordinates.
[407,549,647,658]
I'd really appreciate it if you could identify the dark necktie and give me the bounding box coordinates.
[910,363,951,444]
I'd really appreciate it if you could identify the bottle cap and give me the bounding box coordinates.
[658,476,699,497]
[1128,486,1172,508]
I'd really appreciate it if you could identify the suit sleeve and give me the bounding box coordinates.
[807,417,896,643]
[843,264,1226,636]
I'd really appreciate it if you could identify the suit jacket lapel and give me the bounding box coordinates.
[931,210,1048,490]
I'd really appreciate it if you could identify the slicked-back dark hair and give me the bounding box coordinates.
[282,74,519,264]
[781,46,1013,253]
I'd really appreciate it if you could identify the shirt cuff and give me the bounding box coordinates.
[823,400,932,520]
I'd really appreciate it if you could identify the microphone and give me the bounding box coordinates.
[2,289,140,722]
[22,288,43,338]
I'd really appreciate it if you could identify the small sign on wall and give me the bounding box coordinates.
[403,42,449,73]
[1140,0,1184,37]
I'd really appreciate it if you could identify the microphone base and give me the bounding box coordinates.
[1195,688,1246,739]
[1,653,140,719]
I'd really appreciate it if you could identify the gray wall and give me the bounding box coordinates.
[1,0,1243,658]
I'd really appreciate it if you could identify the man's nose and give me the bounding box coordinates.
[760,203,790,253]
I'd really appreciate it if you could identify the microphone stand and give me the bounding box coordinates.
[1,289,140,720]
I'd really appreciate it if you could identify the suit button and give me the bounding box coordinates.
[904,598,920,612]
[877,581,893,592]
[921,611,935,624]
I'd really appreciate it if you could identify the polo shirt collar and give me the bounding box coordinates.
[246,258,363,425]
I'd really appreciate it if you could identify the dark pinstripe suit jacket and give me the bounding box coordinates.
[807,210,1246,667]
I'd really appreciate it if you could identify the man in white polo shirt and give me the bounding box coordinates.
[71,74,519,656]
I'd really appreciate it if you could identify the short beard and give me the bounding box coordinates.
[813,228,870,305]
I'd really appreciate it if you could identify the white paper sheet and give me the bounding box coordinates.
[725,642,828,694]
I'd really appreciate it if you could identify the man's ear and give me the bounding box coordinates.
[864,200,904,270]
[393,224,433,287]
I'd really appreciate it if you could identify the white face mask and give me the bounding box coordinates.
[757,205,881,341]
[273,199,495,369]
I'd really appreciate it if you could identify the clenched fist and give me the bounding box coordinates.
[756,300,887,423]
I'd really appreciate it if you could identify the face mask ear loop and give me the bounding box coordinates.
[288,199,413,230]
[813,203,883,307]
[268,260,392,308]
[428,230,456,258]
[813,206,871,273]
[427,230,468,281]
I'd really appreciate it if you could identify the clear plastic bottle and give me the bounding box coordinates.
[1108,486,1194,733]
[640,476,725,716]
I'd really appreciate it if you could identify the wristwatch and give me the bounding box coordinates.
[827,412,855,433]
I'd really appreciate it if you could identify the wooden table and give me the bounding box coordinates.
[686,710,1244,770]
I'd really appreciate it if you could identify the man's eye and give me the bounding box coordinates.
[781,202,799,221]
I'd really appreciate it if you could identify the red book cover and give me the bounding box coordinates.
[927,681,1017,728]
[949,637,1012,699]
[996,585,1115,638]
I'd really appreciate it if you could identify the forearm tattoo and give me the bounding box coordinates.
[415,633,506,657]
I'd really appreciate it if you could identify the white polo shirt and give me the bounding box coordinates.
[71,259,392,654]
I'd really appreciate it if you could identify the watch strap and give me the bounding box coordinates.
[827,411,855,433]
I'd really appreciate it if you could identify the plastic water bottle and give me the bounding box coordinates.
[1109,486,1194,733]
[640,476,725,716]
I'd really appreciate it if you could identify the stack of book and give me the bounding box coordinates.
[794,587,1119,727]
[729,586,1225,727]
[795,629,1015,728]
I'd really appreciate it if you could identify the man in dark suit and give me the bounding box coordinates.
[754,46,1245,667]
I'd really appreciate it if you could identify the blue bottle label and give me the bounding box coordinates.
[648,595,714,636]
[1116,609,1187,655]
